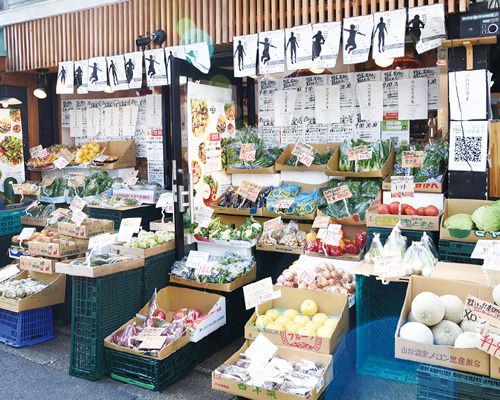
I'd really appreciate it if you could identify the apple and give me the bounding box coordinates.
[265,309,281,321]
[255,315,272,330]
[317,325,335,338]
[312,313,329,326]
[300,299,318,316]
[275,316,290,327]
[285,321,301,333]
[297,326,316,337]
[266,321,284,331]
[283,309,299,320]
[323,318,339,330]
[293,315,310,326]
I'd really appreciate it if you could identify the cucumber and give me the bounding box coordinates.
[3,177,19,204]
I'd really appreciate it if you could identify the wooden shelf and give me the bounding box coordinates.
[442,36,497,70]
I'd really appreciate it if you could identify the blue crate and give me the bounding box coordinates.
[0,307,55,348]
[356,275,418,384]
[0,208,25,236]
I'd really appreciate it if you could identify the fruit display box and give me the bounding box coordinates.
[110,241,175,258]
[55,256,144,278]
[57,219,114,239]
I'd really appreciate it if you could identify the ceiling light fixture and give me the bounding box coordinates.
[374,58,394,68]
[309,67,325,74]
[136,29,167,50]
[33,69,48,99]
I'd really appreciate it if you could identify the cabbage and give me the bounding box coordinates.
[471,206,500,232]
[443,214,475,230]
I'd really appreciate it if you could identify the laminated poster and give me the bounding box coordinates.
[106,55,130,91]
[412,67,440,110]
[123,51,144,89]
[448,121,488,172]
[382,69,411,120]
[87,57,108,92]
[233,34,258,77]
[397,78,429,120]
[380,120,410,146]
[184,42,211,74]
[144,48,168,87]
[74,60,89,94]
[310,21,342,70]
[356,81,383,122]
[165,45,187,84]
[285,24,313,71]
[372,9,407,60]
[449,69,488,121]
[56,61,74,94]
[342,15,374,64]
[258,30,285,74]
[408,4,446,54]
[0,108,25,189]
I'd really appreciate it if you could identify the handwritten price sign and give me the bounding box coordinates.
[347,146,369,161]
[263,216,282,234]
[236,181,262,203]
[323,185,353,204]
[402,151,424,168]
[391,176,415,199]
[298,151,314,167]
[240,143,256,162]
[292,142,313,157]
[196,261,215,276]
[68,173,85,187]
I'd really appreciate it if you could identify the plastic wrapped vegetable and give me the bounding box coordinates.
[393,143,422,176]
[403,242,437,276]
[338,139,392,172]
[420,232,438,263]
[382,225,407,260]
[414,140,448,183]
[364,233,383,263]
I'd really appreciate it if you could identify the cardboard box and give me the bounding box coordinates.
[366,205,441,231]
[110,241,175,258]
[28,237,88,258]
[491,356,500,380]
[112,188,164,204]
[169,265,256,293]
[211,195,263,217]
[382,173,446,193]
[255,244,305,255]
[352,262,410,283]
[326,148,395,178]
[212,340,333,400]
[57,219,114,238]
[0,270,66,312]
[395,263,499,376]
[149,220,175,232]
[20,256,58,274]
[262,208,317,221]
[382,191,445,212]
[55,255,144,278]
[20,215,48,227]
[440,199,500,243]
[276,143,338,172]
[91,140,136,170]
[245,286,349,354]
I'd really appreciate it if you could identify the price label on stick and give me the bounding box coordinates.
[54,156,70,169]
[18,228,35,242]
[472,240,500,259]
[323,185,353,204]
[327,224,342,233]
[358,150,372,160]
[240,143,256,162]
[186,251,210,269]
[324,231,342,246]
[70,195,87,212]
[29,145,48,159]
[237,181,262,203]
[124,170,139,186]
[118,218,142,243]
[313,215,331,229]
[391,176,415,199]
[347,146,369,161]
[292,142,313,158]
[71,209,87,226]
[297,266,316,284]
[478,324,500,360]
[276,198,295,209]
[263,216,282,234]
[243,277,274,310]
[193,206,214,228]
[316,228,327,240]
[12,184,23,195]
[156,192,174,213]
[402,151,424,168]
[298,151,314,167]
[68,173,85,188]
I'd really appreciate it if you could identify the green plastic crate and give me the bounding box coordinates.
[142,250,175,304]
[439,240,482,265]
[356,275,418,384]
[366,227,438,252]
[0,209,25,236]
[53,277,72,326]
[86,206,162,230]
[69,268,144,381]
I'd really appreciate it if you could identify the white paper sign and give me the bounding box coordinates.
[315,85,340,124]
[87,57,108,92]
[193,206,214,228]
[244,334,278,364]
[123,51,144,89]
[408,4,446,54]
[106,55,130,91]
[243,277,274,310]
[88,232,118,249]
[18,228,36,242]
[274,89,298,126]
[71,209,87,226]
[472,241,500,259]
[233,34,258,77]
[70,195,86,212]
[357,81,383,122]
[343,15,374,64]
[449,70,488,121]
[144,48,168,87]
[186,250,210,269]
[391,176,415,199]
[118,218,142,243]
[285,24,313,71]
[372,9,407,60]
[258,30,285,74]
[184,42,211,74]
[156,192,174,213]
[311,22,342,69]
[54,156,70,169]
[448,121,488,172]
[56,61,74,94]
[398,78,429,120]
[74,60,89,94]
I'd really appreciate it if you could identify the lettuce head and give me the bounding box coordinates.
[471,206,500,232]
[443,213,475,230]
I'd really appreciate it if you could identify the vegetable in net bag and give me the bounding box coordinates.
[364,232,384,263]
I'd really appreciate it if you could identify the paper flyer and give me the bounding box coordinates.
[74,60,89,94]
[258,30,285,74]
[87,57,108,92]
[408,4,446,54]
[123,51,144,89]
[56,61,74,94]
[310,21,342,69]
[342,15,374,64]
[233,34,258,77]
[106,55,130,91]
[144,48,168,87]
[285,24,313,71]
[372,9,407,60]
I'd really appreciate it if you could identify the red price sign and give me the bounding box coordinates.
[297,268,315,284]
[298,151,314,167]
[236,181,262,203]
[357,150,372,160]
[479,325,500,360]
[276,198,295,209]
[240,143,256,162]
[402,151,424,168]
[196,262,214,276]
[209,133,220,141]
[347,146,369,161]
[323,185,353,204]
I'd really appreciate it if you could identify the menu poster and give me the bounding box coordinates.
[144,48,168,87]
[382,69,410,119]
[123,51,144,89]
[285,24,313,71]
[56,61,74,94]
[87,57,108,92]
[187,82,235,219]
[413,68,440,110]
[233,34,258,77]
[310,21,342,69]
[74,60,89,94]
[408,4,446,54]
[372,9,407,60]
[0,109,25,189]
[356,121,381,142]
[342,15,374,64]
[258,30,285,74]
[106,55,130,91]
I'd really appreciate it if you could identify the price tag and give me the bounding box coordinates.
[12,184,23,195]
[193,206,214,228]
[138,335,167,350]
[70,195,86,212]
[483,257,500,272]
[297,266,316,284]
[313,215,331,229]
[263,216,282,234]
[71,209,87,226]
[324,231,342,246]
[93,154,109,163]
[118,218,142,243]
[244,334,278,364]
[402,151,424,168]
[327,224,342,233]
[292,142,313,157]
[88,232,118,249]
[236,181,262,203]
[18,228,35,242]
[156,192,174,213]
[316,228,327,240]
[68,173,85,187]
[136,327,166,338]
[276,198,295,209]
[42,177,55,187]
[358,150,372,160]
[186,250,210,269]
[347,146,369,161]
[462,295,500,326]
[243,277,274,310]
[29,145,48,159]
[323,185,353,204]
[478,324,500,359]
[240,143,256,162]
[472,240,500,259]
[196,261,215,276]
[54,156,70,169]
[124,170,139,186]
[391,176,415,199]
[373,256,407,278]
[22,183,40,195]
[298,151,314,167]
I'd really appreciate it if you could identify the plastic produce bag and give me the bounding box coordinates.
[420,232,438,263]
[364,233,383,263]
[403,242,437,276]
[382,224,407,260]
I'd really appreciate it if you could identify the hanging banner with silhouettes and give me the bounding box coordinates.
[233,34,258,78]
[144,48,168,87]
[56,61,74,94]
[408,4,446,54]
[106,55,129,91]
[372,9,407,61]
[285,24,313,71]
[165,45,186,84]
[87,57,108,91]
[74,60,89,94]
[184,42,211,74]
[123,51,143,89]
[310,21,342,70]
[343,15,374,64]
[258,30,285,74]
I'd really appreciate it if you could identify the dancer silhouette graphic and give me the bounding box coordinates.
[108,60,118,86]
[259,38,276,64]
[286,32,299,64]
[74,66,83,89]
[234,40,246,71]
[344,25,366,54]
[89,63,102,83]
[145,55,160,78]
[312,30,326,61]
[374,17,388,53]
[125,58,135,83]
[408,15,425,44]
[58,65,67,85]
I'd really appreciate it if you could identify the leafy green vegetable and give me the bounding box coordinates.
[471,206,500,231]
[338,139,393,172]
[443,214,475,230]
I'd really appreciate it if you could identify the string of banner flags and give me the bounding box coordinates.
[233,4,446,77]
[56,42,211,95]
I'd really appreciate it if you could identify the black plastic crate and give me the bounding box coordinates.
[53,276,72,326]
[366,227,438,252]
[142,250,175,304]
[69,268,144,381]
[356,275,417,384]
[86,206,162,230]
[439,240,482,265]
[417,364,500,400]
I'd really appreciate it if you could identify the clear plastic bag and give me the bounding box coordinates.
[382,224,407,260]
[364,232,383,263]
[420,232,438,263]
[403,241,436,276]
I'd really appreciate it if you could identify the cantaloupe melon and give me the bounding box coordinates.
[454,332,481,349]
[440,295,465,324]
[431,320,462,346]
[411,292,445,326]
[400,322,434,345]
[493,284,500,306]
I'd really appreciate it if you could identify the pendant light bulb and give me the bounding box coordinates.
[374,58,394,68]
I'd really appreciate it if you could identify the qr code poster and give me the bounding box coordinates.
[448,121,488,172]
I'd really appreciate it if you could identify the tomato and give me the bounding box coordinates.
[389,201,401,215]
[377,204,390,214]
[401,204,410,213]
[153,310,167,320]
[344,243,359,254]
[404,206,418,216]
[417,207,426,216]
[424,205,439,216]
